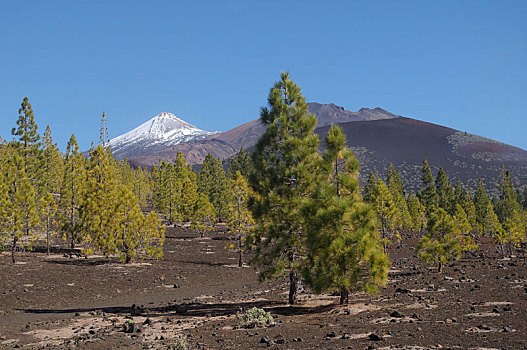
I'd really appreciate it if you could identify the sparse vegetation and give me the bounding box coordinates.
[236,307,274,328]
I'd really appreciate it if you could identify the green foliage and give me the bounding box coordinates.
[236,307,273,328]
[226,171,254,267]
[41,126,64,195]
[494,167,526,255]
[227,148,254,179]
[371,179,401,252]
[362,170,377,203]
[199,154,230,221]
[248,72,320,304]
[474,179,491,234]
[191,193,216,237]
[416,208,461,273]
[302,125,389,304]
[40,192,58,255]
[406,193,426,232]
[59,135,86,249]
[435,167,455,214]
[453,204,478,252]
[0,150,40,263]
[386,164,412,230]
[419,159,438,214]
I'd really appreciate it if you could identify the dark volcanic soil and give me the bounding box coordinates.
[0,227,526,349]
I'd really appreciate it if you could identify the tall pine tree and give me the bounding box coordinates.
[248,72,320,304]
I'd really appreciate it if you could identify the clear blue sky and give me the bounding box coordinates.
[1,1,526,151]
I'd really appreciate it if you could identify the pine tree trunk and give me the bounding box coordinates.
[289,270,298,305]
[11,236,17,264]
[438,260,443,273]
[339,286,349,305]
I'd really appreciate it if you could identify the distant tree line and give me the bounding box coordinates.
[0,98,164,263]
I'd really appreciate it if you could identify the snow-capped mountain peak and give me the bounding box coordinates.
[109,112,217,159]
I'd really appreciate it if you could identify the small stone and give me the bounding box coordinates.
[390,310,403,318]
[369,333,383,341]
[446,318,453,324]
[326,331,336,338]
[502,326,514,333]
[173,284,179,288]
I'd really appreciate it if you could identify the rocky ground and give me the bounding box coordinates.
[0,226,526,350]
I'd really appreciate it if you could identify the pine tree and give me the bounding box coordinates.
[173,152,198,222]
[473,179,491,235]
[59,135,86,249]
[435,167,455,214]
[40,192,58,255]
[227,148,254,179]
[362,170,377,203]
[248,72,320,305]
[453,204,478,252]
[495,167,526,255]
[302,125,389,304]
[79,144,119,255]
[1,152,40,263]
[419,159,438,214]
[386,164,412,230]
[199,154,230,221]
[191,193,216,237]
[226,171,254,267]
[371,179,401,253]
[11,97,41,180]
[113,184,165,263]
[41,126,64,195]
[416,208,461,273]
[407,192,426,232]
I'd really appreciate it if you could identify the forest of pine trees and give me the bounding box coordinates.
[1,78,526,305]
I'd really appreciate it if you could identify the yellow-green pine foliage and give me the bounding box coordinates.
[40,192,58,255]
[415,207,462,273]
[454,182,478,231]
[173,152,198,222]
[371,179,401,252]
[248,72,320,305]
[473,179,492,235]
[481,201,501,237]
[495,167,526,254]
[453,203,478,252]
[1,151,40,263]
[59,135,86,249]
[302,125,389,305]
[226,171,254,267]
[386,164,413,230]
[41,126,64,195]
[113,184,165,263]
[191,193,216,237]
[79,144,119,255]
[406,192,426,232]
[11,97,42,189]
[118,160,151,208]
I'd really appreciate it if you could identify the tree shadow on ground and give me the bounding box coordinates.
[44,258,114,267]
[173,259,226,267]
[20,299,337,318]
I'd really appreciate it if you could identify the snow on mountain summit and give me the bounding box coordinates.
[109,112,218,160]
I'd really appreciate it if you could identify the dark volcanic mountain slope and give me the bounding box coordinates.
[315,117,527,194]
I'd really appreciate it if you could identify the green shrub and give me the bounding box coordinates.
[172,337,188,350]
[236,307,274,328]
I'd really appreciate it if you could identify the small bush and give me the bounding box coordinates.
[236,307,273,328]
[172,337,188,350]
